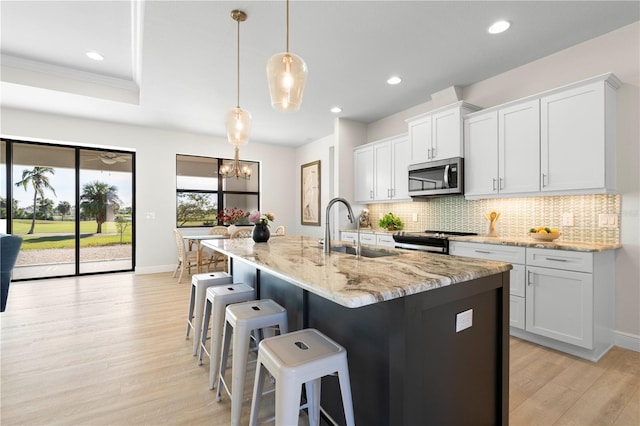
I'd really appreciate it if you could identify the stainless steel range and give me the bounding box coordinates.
[392,230,477,254]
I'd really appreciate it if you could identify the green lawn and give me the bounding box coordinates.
[12,219,132,250]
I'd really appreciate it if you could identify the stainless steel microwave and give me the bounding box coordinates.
[408,157,464,197]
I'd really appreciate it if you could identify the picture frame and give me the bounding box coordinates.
[301,160,321,226]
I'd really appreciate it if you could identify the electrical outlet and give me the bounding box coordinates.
[412,213,418,222]
[562,212,574,227]
[598,213,618,228]
[456,309,473,332]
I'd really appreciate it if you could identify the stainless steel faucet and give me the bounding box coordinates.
[324,197,360,257]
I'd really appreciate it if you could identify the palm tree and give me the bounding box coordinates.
[56,201,71,221]
[15,166,57,234]
[80,181,121,234]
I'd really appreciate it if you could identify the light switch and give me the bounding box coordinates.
[456,309,473,332]
[412,213,418,222]
[562,212,574,227]
[598,213,618,228]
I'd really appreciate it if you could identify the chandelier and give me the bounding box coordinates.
[220,147,252,180]
[266,0,308,112]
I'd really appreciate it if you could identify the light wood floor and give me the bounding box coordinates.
[1,272,638,425]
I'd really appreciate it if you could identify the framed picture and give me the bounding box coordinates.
[301,160,321,226]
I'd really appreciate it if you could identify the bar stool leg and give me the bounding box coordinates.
[249,358,267,426]
[216,321,233,402]
[185,285,196,339]
[277,376,303,426]
[305,379,322,426]
[338,364,356,426]
[207,298,228,388]
[229,321,252,426]
[198,298,212,365]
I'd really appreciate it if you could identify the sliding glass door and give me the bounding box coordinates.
[4,140,135,280]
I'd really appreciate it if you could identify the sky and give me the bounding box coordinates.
[9,166,133,210]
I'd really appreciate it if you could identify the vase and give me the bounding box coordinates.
[252,223,270,243]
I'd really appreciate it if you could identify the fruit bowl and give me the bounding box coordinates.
[528,232,562,241]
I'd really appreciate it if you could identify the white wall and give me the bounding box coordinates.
[1,108,296,274]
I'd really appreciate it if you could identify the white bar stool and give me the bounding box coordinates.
[249,328,355,426]
[186,272,232,355]
[217,299,288,426]
[199,283,256,388]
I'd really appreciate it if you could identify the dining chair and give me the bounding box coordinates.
[204,226,230,272]
[173,229,199,283]
[230,227,253,239]
[274,225,286,236]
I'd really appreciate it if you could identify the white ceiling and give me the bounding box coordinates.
[1,1,638,147]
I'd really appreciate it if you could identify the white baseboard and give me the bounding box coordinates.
[614,330,640,352]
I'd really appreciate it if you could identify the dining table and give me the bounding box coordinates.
[183,234,229,273]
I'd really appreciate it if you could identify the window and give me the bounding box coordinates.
[176,154,260,227]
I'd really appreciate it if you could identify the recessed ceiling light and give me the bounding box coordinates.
[488,20,510,34]
[330,106,342,113]
[86,51,104,61]
[387,76,402,85]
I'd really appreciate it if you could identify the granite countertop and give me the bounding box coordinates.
[203,235,511,309]
[449,235,621,252]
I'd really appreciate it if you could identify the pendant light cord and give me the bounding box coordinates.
[286,0,289,53]
[236,17,240,108]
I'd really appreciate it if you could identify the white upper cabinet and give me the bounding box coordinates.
[354,134,410,203]
[464,73,620,199]
[540,77,619,193]
[354,144,374,203]
[407,101,480,165]
[464,99,539,198]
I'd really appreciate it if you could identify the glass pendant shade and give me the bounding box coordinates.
[266,52,308,112]
[226,106,251,146]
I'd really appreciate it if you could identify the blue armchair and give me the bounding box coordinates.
[1,234,23,312]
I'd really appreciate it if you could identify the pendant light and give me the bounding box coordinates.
[225,10,251,146]
[266,0,308,112]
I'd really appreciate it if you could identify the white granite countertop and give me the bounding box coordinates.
[449,235,621,252]
[203,235,511,309]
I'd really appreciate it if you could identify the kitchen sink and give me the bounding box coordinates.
[326,245,399,258]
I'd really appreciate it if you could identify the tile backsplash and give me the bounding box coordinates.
[365,194,620,244]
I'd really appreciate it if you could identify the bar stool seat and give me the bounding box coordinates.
[249,328,355,426]
[217,299,288,426]
[185,272,232,355]
[199,283,256,389]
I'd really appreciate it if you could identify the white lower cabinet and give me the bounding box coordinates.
[376,234,395,247]
[449,242,525,329]
[450,242,615,361]
[340,231,393,247]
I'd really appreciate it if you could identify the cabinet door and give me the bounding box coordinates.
[374,141,392,200]
[341,232,356,243]
[540,81,606,192]
[510,296,526,330]
[354,146,374,203]
[391,136,410,200]
[359,233,376,245]
[499,100,540,194]
[432,107,462,160]
[463,112,498,197]
[526,266,593,349]
[376,234,395,247]
[408,117,431,164]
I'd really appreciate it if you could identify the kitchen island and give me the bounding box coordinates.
[203,236,512,425]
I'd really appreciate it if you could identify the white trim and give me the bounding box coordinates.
[613,330,640,352]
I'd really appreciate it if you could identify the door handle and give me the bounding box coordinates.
[528,271,535,286]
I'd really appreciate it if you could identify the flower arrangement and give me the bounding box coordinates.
[249,210,275,227]
[217,207,250,225]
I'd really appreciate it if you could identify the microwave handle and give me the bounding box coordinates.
[443,164,450,188]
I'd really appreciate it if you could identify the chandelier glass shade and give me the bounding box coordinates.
[266,0,307,112]
[220,147,252,180]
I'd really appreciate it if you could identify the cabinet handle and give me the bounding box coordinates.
[370,190,374,199]
[545,257,568,262]
[528,271,535,286]
[432,147,436,158]
[387,188,391,198]
[492,178,497,191]
[542,173,548,187]
[499,177,504,190]
[474,250,492,254]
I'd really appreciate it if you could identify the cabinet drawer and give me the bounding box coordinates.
[510,264,526,298]
[450,241,525,264]
[510,295,525,330]
[526,248,593,273]
[341,232,356,243]
[376,234,395,247]
[359,233,376,245]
